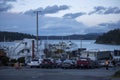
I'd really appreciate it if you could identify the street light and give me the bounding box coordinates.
[34,11,41,56]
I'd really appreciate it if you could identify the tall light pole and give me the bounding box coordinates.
[35,11,41,56]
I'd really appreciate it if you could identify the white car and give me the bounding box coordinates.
[27,60,40,68]
[98,60,106,67]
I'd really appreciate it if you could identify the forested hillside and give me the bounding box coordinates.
[95,29,120,45]
[0,31,36,41]
[0,31,101,42]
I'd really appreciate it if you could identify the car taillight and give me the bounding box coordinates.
[50,62,53,64]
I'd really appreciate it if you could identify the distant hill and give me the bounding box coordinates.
[41,33,102,40]
[95,29,120,45]
[0,31,102,41]
[0,31,36,42]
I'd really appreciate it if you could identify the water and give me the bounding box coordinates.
[0,40,120,51]
[43,40,120,50]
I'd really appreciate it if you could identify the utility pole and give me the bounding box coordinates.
[36,11,39,55]
[80,39,82,49]
[35,11,41,56]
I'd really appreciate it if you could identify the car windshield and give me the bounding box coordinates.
[43,59,51,62]
[32,60,38,61]
[80,59,87,61]
[64,60,71,63]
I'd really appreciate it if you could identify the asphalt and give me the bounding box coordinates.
[0,66,120,80]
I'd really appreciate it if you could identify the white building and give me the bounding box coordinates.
[112,50,120,61]
[7,38,45,63]
[80,49,112,61]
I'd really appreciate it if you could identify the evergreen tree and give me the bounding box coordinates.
[95,29,120,45]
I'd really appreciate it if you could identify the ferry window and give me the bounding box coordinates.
[27,49,30,53]
[25,42,27,46]
[114,52,117,56]
[22,50,24,53]
[114,50,120,56]
[119,53,120,56]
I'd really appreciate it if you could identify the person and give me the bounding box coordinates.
[19,63,22,69]
[105,59,109,70]
[14,62,20,69]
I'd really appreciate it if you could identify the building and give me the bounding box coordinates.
[80,49,112,61]
[112,50,120,61]
[7,38,45,63]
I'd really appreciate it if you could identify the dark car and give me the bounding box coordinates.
[61,59,76,69]
[41,58,56,68]
[77,58,97,69]
[54,59,62,68]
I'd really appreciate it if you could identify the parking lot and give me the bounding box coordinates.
[0,66,120,80]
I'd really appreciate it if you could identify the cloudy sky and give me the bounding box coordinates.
[0,0,120,35]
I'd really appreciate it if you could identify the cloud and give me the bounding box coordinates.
[84,21,120,33]
[99,21,120,29]
[0,12,86,35]
[24,5,69,15]
[63,12,86,19]
[89,6,120,15]
[0,0,17,12]
[0,12,119,35]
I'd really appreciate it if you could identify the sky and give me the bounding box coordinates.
[0,0,120,36]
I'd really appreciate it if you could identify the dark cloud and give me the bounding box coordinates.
[84,27,107,33]
[63,12,86,19]
[99,21,120,29]
[84,21,120,33]
[0,2,12,12]
[0,12,86,35]
[89,6,105,15]
[89,6,120,15]
[24,5,69,15]
[0,0,17,12]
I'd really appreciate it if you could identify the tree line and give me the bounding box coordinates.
[95,29,120,45]
[0,31,36,42]
[0,31,102,42]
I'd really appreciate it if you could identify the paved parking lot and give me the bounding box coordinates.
[0,66,120,80]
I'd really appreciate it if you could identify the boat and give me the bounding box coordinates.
[7,38,45,63]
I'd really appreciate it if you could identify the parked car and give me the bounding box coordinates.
[98,60,106,67]
[55,59,62,68]
[61,59,76,69]
[27,59,40,68]
[41,58,56,68]
[77,58,98,69]
[117,61,120,66]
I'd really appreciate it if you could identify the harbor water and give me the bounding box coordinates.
[0,40,120,51]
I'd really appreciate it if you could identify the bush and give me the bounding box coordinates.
[0,56,9,66]
[17,57,25,63]
[113,70,120,77]
[9,59,17,66]
[10,59,17,63]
